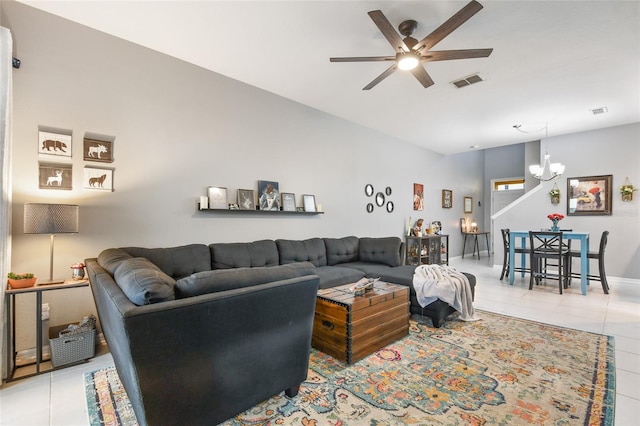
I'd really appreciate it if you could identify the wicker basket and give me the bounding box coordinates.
[49,323,96,368]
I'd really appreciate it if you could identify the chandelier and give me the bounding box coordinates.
[514,123,565,181]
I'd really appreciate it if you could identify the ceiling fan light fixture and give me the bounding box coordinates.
[397,53,419,70]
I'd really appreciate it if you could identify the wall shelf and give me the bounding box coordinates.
[197,204,323,215]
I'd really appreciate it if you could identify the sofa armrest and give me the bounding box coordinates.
[86,258,319,426]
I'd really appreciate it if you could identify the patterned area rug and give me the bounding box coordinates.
[85,311,615,425]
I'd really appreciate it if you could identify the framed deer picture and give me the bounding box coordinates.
[38,162,72,190]
[83,138,114,163]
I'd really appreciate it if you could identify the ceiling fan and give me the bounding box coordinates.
[330,0,493,90]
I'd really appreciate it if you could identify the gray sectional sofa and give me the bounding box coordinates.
[85,235,474,426]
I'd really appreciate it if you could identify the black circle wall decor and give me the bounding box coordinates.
[385,186,392,196]
[386,201,394,213]
[366,203,374,213]
[365,184,374,197]
[375,192,385,207]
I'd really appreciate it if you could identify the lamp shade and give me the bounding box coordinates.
[24,203,79,234]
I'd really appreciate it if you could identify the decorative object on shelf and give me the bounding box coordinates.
[385,186,392,196]
[303,194,317,212]
[24,203,79,285]
[470,221,478,232]
[38,162,72,190]
[432,221,442,234]
[364,184,374,197]
[459,218,468,232]
[547,213,564,232]
[620,177,636,202]
[70,263,86,280]
[413,183,423,211]
[366,203,374,213]
[83,166,114,191]
[258,180,280,211]
[375,192,385,207]
[208,186,228,209]
[281,192,296,211]
[567,175,612,216]
[412,218,424,237]
[199,196,208,210]
[386,201,394,213]
[516,122,565,181]
[237,189,255,210]
[464,196,473,213]
[7,272,37,289]
[442,189,452,208]
[38,130,72,158]
[549,184,560,204]
[83,137,114,163]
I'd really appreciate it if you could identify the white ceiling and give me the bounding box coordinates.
[18,0,640,155]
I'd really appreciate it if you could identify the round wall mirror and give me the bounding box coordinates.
[365,184,374,197]
[375,192,385,207]
[386,201,394,213]
[366,203,374,213]
[385,186,392,196]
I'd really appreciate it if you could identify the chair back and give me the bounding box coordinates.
[529,231,567,257]
[599,230,609,255]
[501,229,510,251]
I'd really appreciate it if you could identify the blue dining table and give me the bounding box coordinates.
[508,230,590,295]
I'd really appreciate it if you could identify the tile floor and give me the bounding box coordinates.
[1,255,639,425]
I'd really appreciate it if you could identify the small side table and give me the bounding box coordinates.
[462,231,490,259]
[4,279,90,382]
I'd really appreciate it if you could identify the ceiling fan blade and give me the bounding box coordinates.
[410,65,435,88]
[414,0,484,53]
[423,48,493,62]
[363,64,398,90]
[330,56,396,62]
[368,10,409,53]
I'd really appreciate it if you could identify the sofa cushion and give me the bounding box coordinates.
[358,237,402,267]
[324,236,359,266]
[97,248,133,276]
[210,240,279,269]
[113,257,176,305]
[276,238,327,267]
[314,266,365,289]
[175,262,317,298]
[121,244,210,279]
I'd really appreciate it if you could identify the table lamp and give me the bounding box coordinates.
[24,203,79,285]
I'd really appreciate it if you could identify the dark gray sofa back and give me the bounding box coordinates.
[358,237,402,267]
[276,238,327,267]
[209,239,279,269]
[121,244,211,278]
[324,236,359,266]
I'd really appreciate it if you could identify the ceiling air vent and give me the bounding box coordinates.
[452,73,484,88]
[590,107,608,115]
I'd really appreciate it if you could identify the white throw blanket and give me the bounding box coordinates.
[413,265,480,321]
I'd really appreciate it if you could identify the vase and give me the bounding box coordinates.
[550,220,560,232]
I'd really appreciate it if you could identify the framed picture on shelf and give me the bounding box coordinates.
[38,162,72,190]
[237,189,255,210]
[464,196,473,213]
[258,180,279,211]
[208,186,228,209]
[442,189,453,208]
[83,166,114,191]
[567,175,612,216]
[83,138,114,163]
[302,194,316,212]
[281,192,296,211]
[38,131,72,158]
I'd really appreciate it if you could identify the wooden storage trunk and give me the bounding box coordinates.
[312,282,409,364]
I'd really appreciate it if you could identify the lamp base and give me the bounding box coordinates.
[37,278,65,286]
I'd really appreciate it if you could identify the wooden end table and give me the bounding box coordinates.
[312,281,409,364]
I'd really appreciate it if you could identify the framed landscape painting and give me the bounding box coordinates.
[567,175,612,215]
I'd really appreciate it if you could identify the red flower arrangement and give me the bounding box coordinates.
[547,213,564,221]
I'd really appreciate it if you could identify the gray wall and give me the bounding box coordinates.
[2,1,484,346]
[2,1,638,351]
